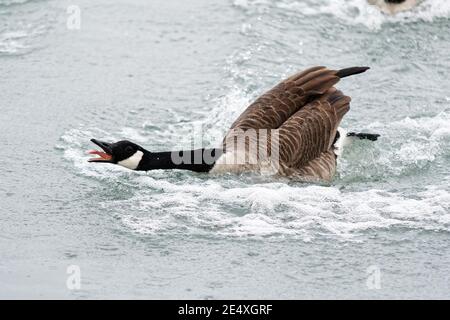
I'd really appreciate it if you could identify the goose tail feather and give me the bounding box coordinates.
[335,66,370,79]
[347,132,380,141]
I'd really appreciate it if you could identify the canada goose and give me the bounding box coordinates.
[89,66,379,182]
[367,0,418,14]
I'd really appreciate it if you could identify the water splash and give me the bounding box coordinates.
[109,178,450,240]
[233,0,450,30]
[59,109,450,240]
[339,110,450,180]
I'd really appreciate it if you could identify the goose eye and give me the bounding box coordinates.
[125,146,134,153]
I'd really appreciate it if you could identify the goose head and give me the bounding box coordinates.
[88,139,146,170]
[368,0,418,14]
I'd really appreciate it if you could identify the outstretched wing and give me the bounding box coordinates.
[229,66,367,131]
[223,66,369,181]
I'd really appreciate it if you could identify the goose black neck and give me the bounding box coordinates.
[136,148,223,172]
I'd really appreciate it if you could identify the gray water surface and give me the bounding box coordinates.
[1,0,450,299]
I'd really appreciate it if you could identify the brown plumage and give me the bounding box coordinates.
[211,66,370,182]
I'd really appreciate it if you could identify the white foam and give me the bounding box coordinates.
[57,127,135,178]
[106,180,450,240]
[233,0,450,30]
[141,89,250,151]
[0,31,29,54]
[338,111,450,180]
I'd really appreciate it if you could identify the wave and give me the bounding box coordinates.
[0,0,32,6]
[0,27,46,55]
[0,0,52,56]
[338,110,450,181]
[96,174,450,240]
[233,0,450,30]
[58,108,450,240]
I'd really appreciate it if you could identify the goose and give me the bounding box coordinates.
[88,66,379,182]
[367,0,418,15]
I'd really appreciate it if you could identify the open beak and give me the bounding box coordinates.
[88,139,113,163]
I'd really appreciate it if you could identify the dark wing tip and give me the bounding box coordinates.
[335,67,370,79]
[347,132,380,141]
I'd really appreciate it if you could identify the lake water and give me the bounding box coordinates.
[1,0,449,299]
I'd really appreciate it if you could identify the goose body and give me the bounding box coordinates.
[89,66,379,182]
[368,0,418,15]
[210,66,375,181]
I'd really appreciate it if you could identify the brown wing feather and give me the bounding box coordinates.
[277,89,351,180]
[283,151,337,182]
[230,66,341,130]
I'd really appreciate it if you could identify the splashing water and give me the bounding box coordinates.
[59,105,450,240]
[233,0,450,30]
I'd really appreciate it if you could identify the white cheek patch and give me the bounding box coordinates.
[334,127,352,158]
[118,150,144,170]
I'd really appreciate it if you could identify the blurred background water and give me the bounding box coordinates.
[1,0,449,299]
